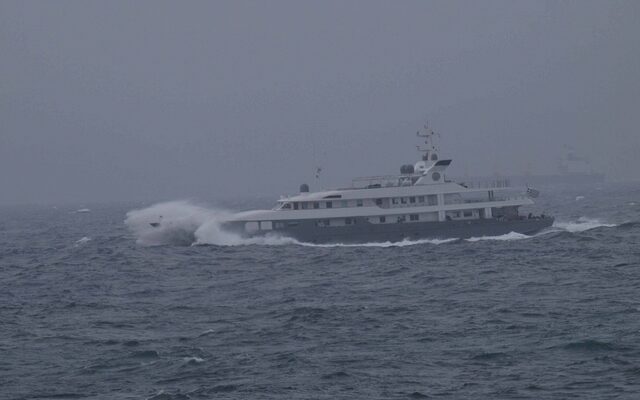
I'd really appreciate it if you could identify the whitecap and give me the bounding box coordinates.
[183,356,204,363]
[553,217,616,233]
[465,232,531,242]
[75,236,91,246]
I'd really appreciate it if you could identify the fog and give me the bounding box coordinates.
[1,0,639,205]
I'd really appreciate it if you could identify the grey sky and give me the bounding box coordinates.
[1,0,639,205]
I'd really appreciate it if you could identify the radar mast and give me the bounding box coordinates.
[416,123,440,162]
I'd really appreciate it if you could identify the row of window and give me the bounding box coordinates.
[390,195,438,206]
[282,199,364,210]
[273,214,430,229]
[279,195,439,210]
[263,209,484,231]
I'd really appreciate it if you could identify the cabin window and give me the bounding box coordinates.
[325,201,333,208]
[313,202,320,209]
[293,202,299,210]
[397,215,406,223]
[463,210,473,218]
[379,216,386,223]
[287,221,299,227]
[427,195,438,206]
[260,221,273,230]
[418,196,425,203]
[301,202,308,209]
[341,200,348,208]
[274,222,285,229]
[410,214,419,221]
[392,198,399,205]
[245,221,259,232]
[356,199,363,207]
[316,219,331,227]
[282,203,291,210]
[345,218,353,225]
[375,198,383,206]
[401,198,407,204]
[409,197,416,204]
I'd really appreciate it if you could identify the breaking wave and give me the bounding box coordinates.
[464,217,618,242]
[553,217,616,233]
[466,232,532,242]
[125,201,302,246]
[125,201,238,246]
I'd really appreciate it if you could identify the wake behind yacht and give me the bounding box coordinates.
[224,126,553,243]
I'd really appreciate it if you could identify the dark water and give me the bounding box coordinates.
[2,183,640,399]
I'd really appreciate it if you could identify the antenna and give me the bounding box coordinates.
[309,124,323,189]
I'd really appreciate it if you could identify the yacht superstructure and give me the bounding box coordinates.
[224,126,553,243]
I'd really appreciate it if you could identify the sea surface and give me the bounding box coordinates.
[1,182,640,399]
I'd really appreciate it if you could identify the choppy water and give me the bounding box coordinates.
[1,183,640,399]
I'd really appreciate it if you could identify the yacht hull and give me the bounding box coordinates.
[225,217,554,244]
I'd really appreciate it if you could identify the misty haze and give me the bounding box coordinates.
[2,1,639,205]
[2,1,640,399]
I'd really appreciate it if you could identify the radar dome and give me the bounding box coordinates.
[400,164,415,174]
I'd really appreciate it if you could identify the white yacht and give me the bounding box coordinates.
[224,126,553,243]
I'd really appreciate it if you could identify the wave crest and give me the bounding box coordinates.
[553,217,616,233]
[466,232,531,242]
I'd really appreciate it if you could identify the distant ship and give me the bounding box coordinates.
[223,125,553,244]
[470,148,604,187]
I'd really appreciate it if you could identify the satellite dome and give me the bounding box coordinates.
[400,164,415,174]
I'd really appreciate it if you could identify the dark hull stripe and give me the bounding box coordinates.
[226,218,554,244]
